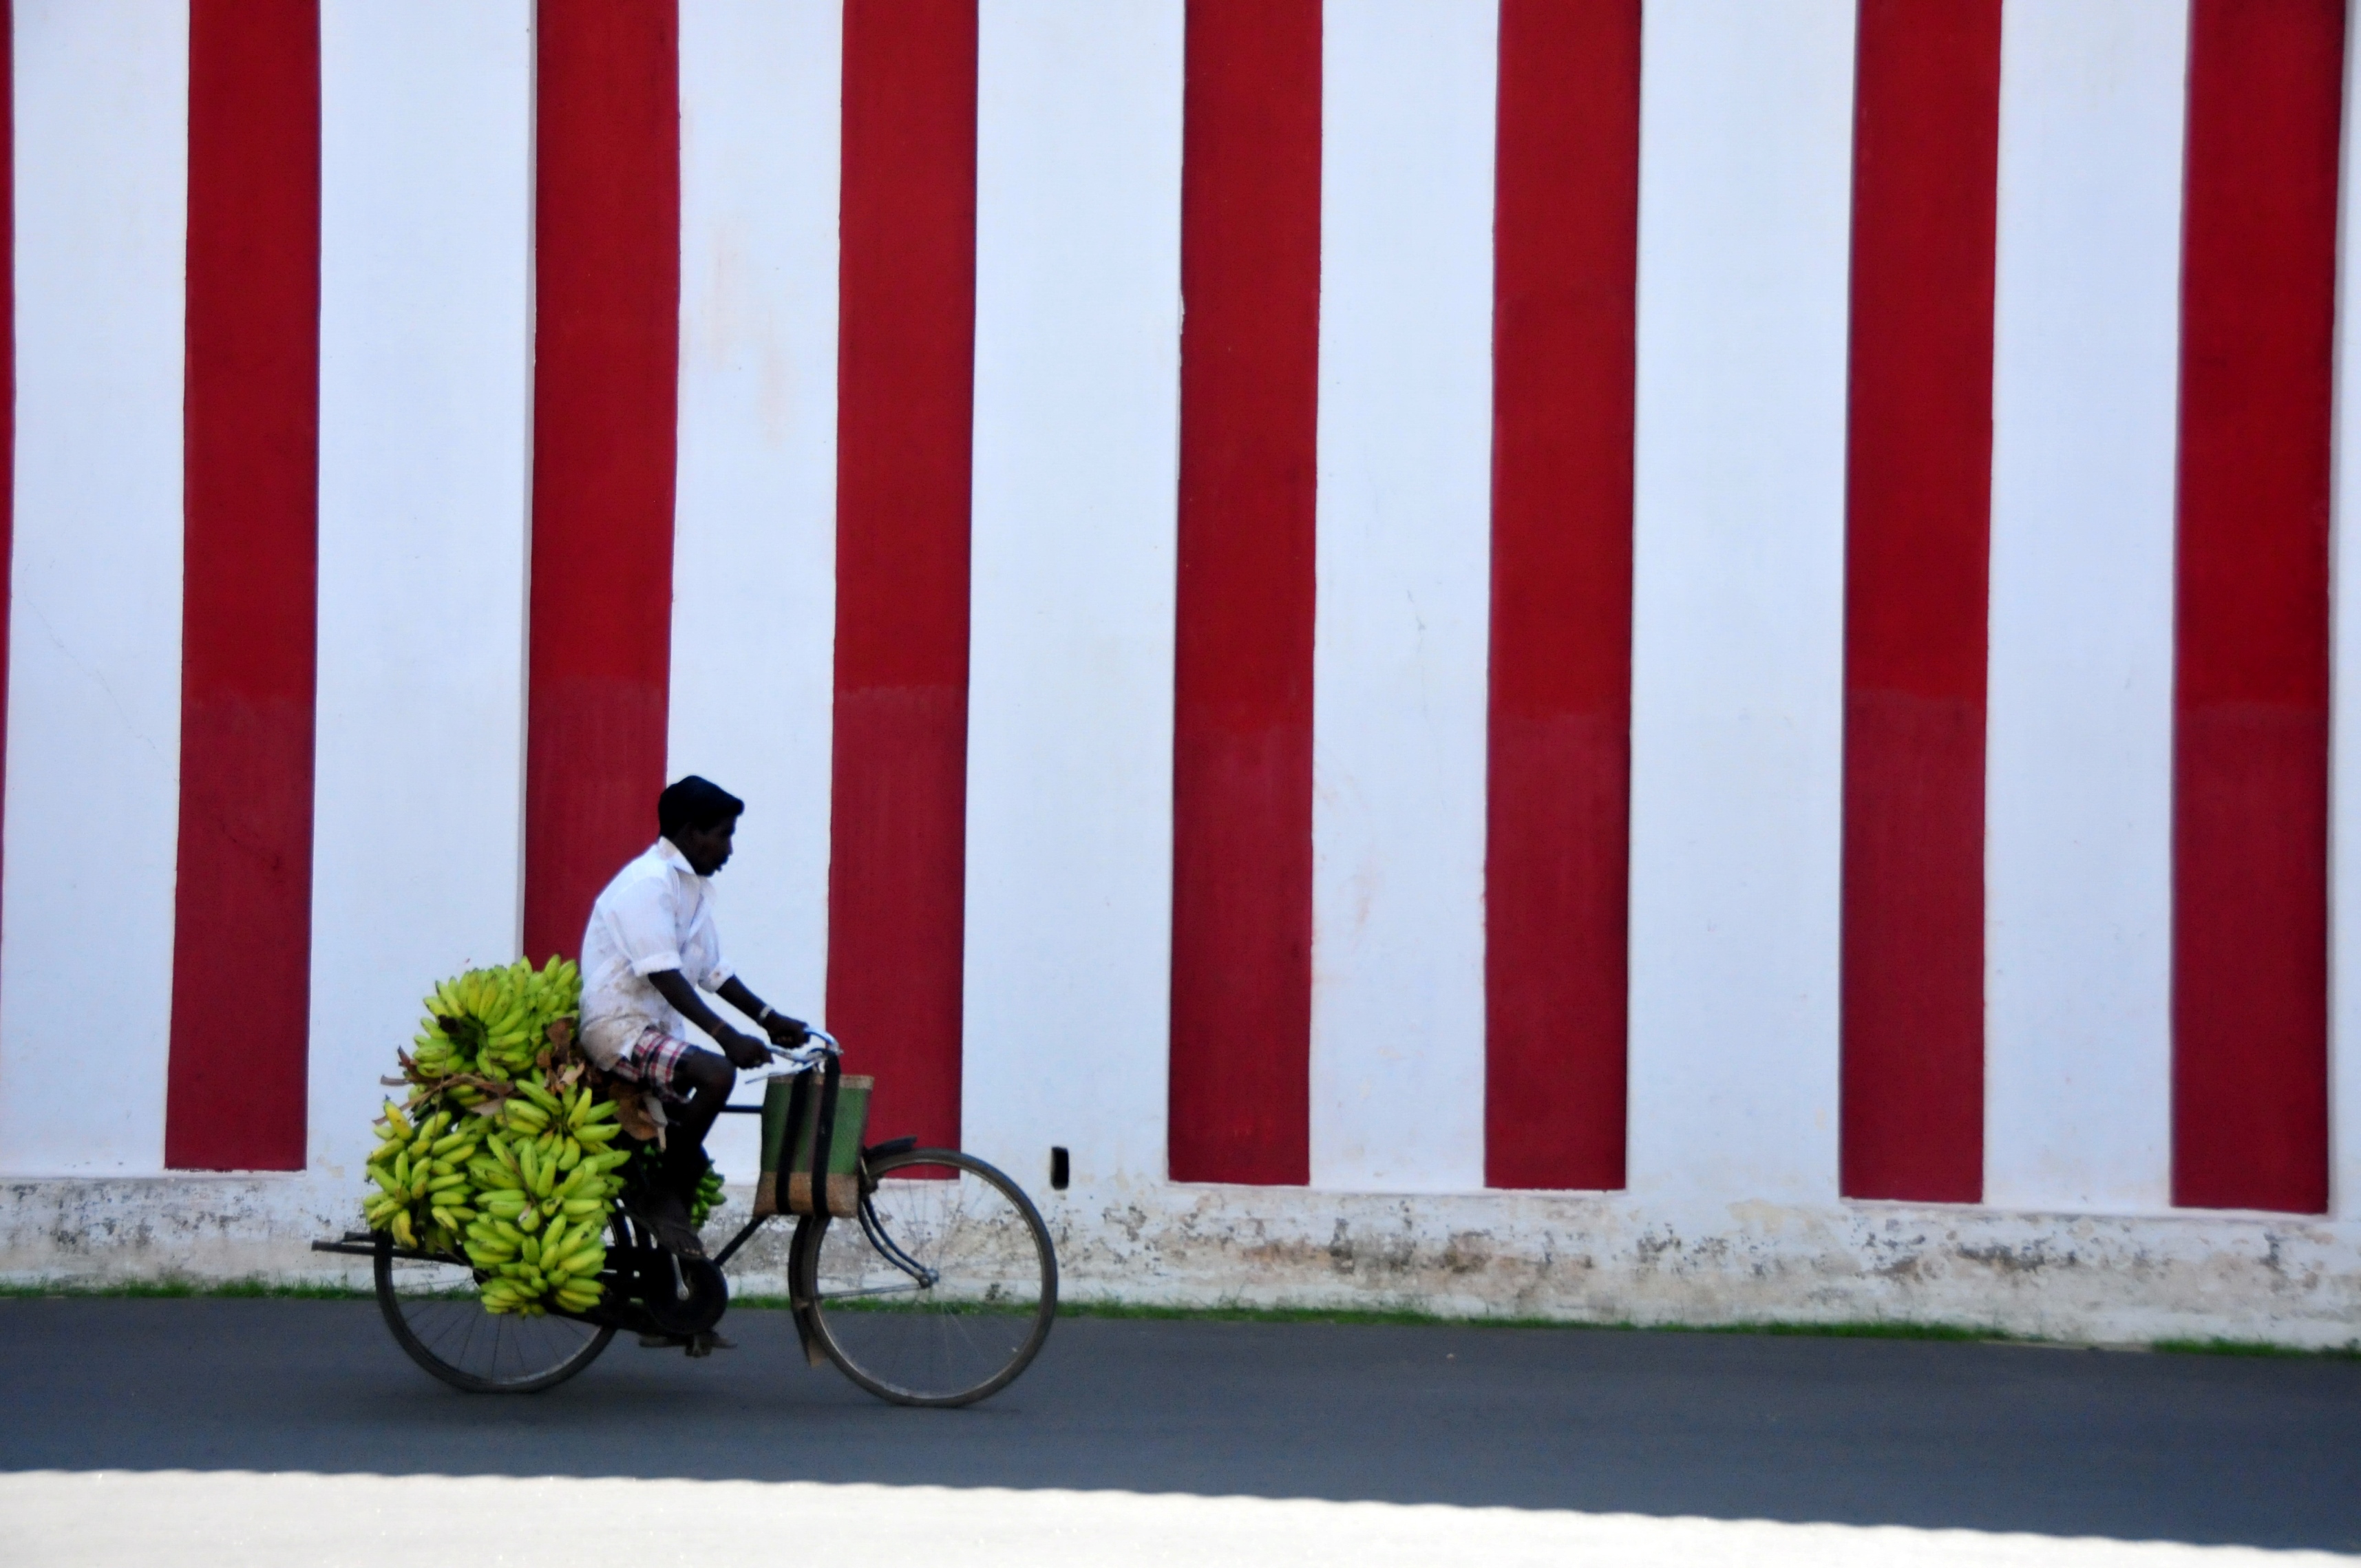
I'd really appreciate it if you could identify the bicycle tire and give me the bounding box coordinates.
[373,1228,617,1394]
[792,1147,1057,1407]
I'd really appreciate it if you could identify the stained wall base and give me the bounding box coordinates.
[3,1176,2354,1350]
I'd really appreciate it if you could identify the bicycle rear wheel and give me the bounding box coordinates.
[374,1230,615,1394]
[794,1148,1057,1406]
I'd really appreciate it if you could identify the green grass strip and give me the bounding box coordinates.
[2150,1335,2361,1362]
[5,1278,2358,1357]
[1055,1298,2007,1337]
[1055,1300,2360,1356]
[1058,1298,1576,1331]
[0,1279,373,1301]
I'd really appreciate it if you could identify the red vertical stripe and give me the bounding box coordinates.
[165,0,320,1172]
[0,2,13,979]
[1482,0,1639,1193]
[522,0,681,965]
[1836,0,2001,1204]
[2171,0,2342,1215]
[1167,0,1320,1186]
[826,0,978,1153]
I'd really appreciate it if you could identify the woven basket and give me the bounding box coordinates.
[753,1071,871,1218]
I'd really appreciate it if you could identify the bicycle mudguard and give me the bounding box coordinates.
[786,1065,845,1370]
[792,1289,827,1368]
[786,1213,829,1368]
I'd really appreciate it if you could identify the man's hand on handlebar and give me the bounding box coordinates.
[714,1026,772,1072]
[714,975,811,1053]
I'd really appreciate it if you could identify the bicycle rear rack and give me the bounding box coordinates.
[309,1231,457,1266]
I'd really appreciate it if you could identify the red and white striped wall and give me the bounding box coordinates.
[5,1,2361,1318]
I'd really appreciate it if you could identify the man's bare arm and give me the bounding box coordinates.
[716,976,809,1047]
[646,969,769,1070]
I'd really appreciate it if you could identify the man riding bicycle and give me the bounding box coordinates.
[577,775,811,1259]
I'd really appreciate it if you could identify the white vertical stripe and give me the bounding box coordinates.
[1625,0,1856,1211]
[671,0,843,1180]
[1310,0,1497,1194]
[1984,0,2188,1215]
[2327,0,2361,1220]
[964,0,1183,1192]
[309,0,536,1176]
[0,1,189,1175]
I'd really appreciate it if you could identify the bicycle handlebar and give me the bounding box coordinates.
[738,1025,840,1084]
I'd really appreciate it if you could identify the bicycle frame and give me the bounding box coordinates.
[327,1035,982,1353]
[326,1017,1056,1403]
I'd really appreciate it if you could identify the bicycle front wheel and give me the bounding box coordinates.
[374,1231,615,1394]
[794,1148,1057,1406]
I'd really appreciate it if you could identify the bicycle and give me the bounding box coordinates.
[314,1030,1057,1407]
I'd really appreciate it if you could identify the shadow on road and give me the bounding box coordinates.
[2,1299,2356,1553]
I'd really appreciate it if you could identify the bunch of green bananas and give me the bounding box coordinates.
[459,1081,630,1316]
[362,1103,485,1253]
[691,1163,726,1230]
[363,958,639,1317]
[410,956,583,1089]
[624,1145,726,1230]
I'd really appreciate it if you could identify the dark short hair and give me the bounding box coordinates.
[658,775,745,838]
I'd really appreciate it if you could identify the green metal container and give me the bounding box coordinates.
[755,1072,870,1218]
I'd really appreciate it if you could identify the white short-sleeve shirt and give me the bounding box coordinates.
[578,838,734,1066]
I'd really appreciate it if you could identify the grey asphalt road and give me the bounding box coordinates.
[1,1298,2356,1558]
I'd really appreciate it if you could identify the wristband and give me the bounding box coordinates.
[757,1004,775,1025]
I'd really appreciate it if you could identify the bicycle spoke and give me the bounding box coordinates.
[801,1149,1056,1406]
[375,1241,613,1395]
